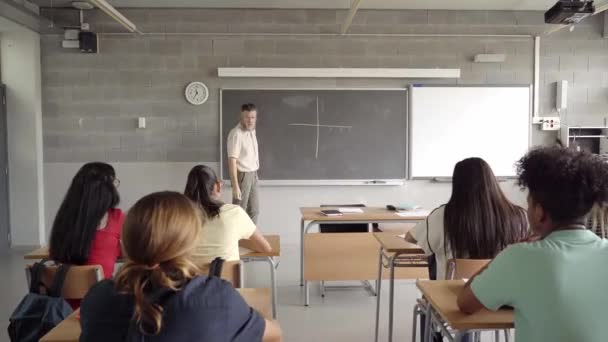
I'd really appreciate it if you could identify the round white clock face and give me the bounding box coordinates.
[184,81,209,105]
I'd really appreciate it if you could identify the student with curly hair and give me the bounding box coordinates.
[458,147,608,342]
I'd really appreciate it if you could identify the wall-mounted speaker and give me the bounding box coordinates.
[78,31,98,53]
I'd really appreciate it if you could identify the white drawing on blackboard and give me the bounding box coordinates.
[288,96,353,159]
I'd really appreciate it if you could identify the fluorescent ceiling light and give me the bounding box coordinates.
[87,0,141,33]
[217,67,461,79]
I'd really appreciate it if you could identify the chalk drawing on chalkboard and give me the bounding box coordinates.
[288,96,353,159]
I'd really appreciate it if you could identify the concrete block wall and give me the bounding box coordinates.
[39,8,608,162]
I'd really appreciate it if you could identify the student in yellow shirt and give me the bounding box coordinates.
[184,165,272,262]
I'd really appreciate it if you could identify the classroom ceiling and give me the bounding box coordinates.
[31,0,560,11]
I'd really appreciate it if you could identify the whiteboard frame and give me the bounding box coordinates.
[219,87,409,186]
[408,84,532,180]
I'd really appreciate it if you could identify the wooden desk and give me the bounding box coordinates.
[239,235,281,319]
[300,207,428,223]
[300,207,428,306]
[26,236,281,260]
[416,280,513,342]
[373,232,424,253]
[24,246,48,260]
[40,288,272,342]
[373,232,428,342]
[26,236,282,319]
[240,234,281,257]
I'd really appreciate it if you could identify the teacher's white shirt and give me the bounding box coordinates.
[227,124,259,172]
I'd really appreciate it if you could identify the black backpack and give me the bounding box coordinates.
[8,260,73,342]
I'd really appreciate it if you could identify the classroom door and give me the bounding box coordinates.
[0,85,10,251]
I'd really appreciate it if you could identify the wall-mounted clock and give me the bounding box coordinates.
[184,81,209,105]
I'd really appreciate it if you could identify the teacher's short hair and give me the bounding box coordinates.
[241,103,257,112]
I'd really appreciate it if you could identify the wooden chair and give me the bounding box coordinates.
[25,263,104,300]
[193,259,243,288]
[446,258,491,280]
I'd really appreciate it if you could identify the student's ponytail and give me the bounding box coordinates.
[184,165,222,218]
[116,260,198,335]
[115,192,202,336]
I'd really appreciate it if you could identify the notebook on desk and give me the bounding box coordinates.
[321,209,343,216]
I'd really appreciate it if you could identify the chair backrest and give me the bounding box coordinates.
[25,264,104,300]
[446,259,491,280]
[193,259,243,288]
[320,204,369,233]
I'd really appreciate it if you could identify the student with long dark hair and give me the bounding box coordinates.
[49,162,123,281]
[458,147,608,342]
[184,165,271,262]
[80,191,283,342]
[406,157,528,280]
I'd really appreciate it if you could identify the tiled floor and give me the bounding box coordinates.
[0,245,501,342]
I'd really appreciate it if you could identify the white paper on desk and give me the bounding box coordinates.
[239,247,253,255]
[395,209,431,217]
[338,207,364,213]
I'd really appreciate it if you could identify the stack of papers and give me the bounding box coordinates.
[338,207,364,213]
[395,209,431,217]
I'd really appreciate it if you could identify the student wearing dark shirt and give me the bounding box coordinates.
[80,191,283,342]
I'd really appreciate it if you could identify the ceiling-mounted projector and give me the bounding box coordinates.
[545,0,595,24]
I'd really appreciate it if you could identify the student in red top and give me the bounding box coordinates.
[49,162,123,307]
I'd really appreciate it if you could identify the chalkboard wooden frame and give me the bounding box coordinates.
[219,88,409,186]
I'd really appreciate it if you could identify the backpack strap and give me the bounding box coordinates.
[28,259,49,294]
[208,257,225,278]
[48,263,71,298]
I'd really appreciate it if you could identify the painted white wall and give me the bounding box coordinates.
[44,162,527,246]
[0,17,45,246]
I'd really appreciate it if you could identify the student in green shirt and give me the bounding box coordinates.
[457,146,608,342]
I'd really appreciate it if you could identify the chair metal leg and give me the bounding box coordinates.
[300,219,305,286]
[423,299,432,342]
[388,256,396,342]
[412,303,422,342]
[374,248,383,342]
[504,330,511,342]
[320,281,325,298]
[494,330,500,342]
[375,278,379,296]
[268,257,278,319]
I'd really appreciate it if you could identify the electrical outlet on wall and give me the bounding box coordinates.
[541,117,561,130]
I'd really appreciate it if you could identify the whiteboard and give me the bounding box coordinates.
[410,86,530,178]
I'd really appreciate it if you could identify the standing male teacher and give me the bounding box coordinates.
[227,103,260,223]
